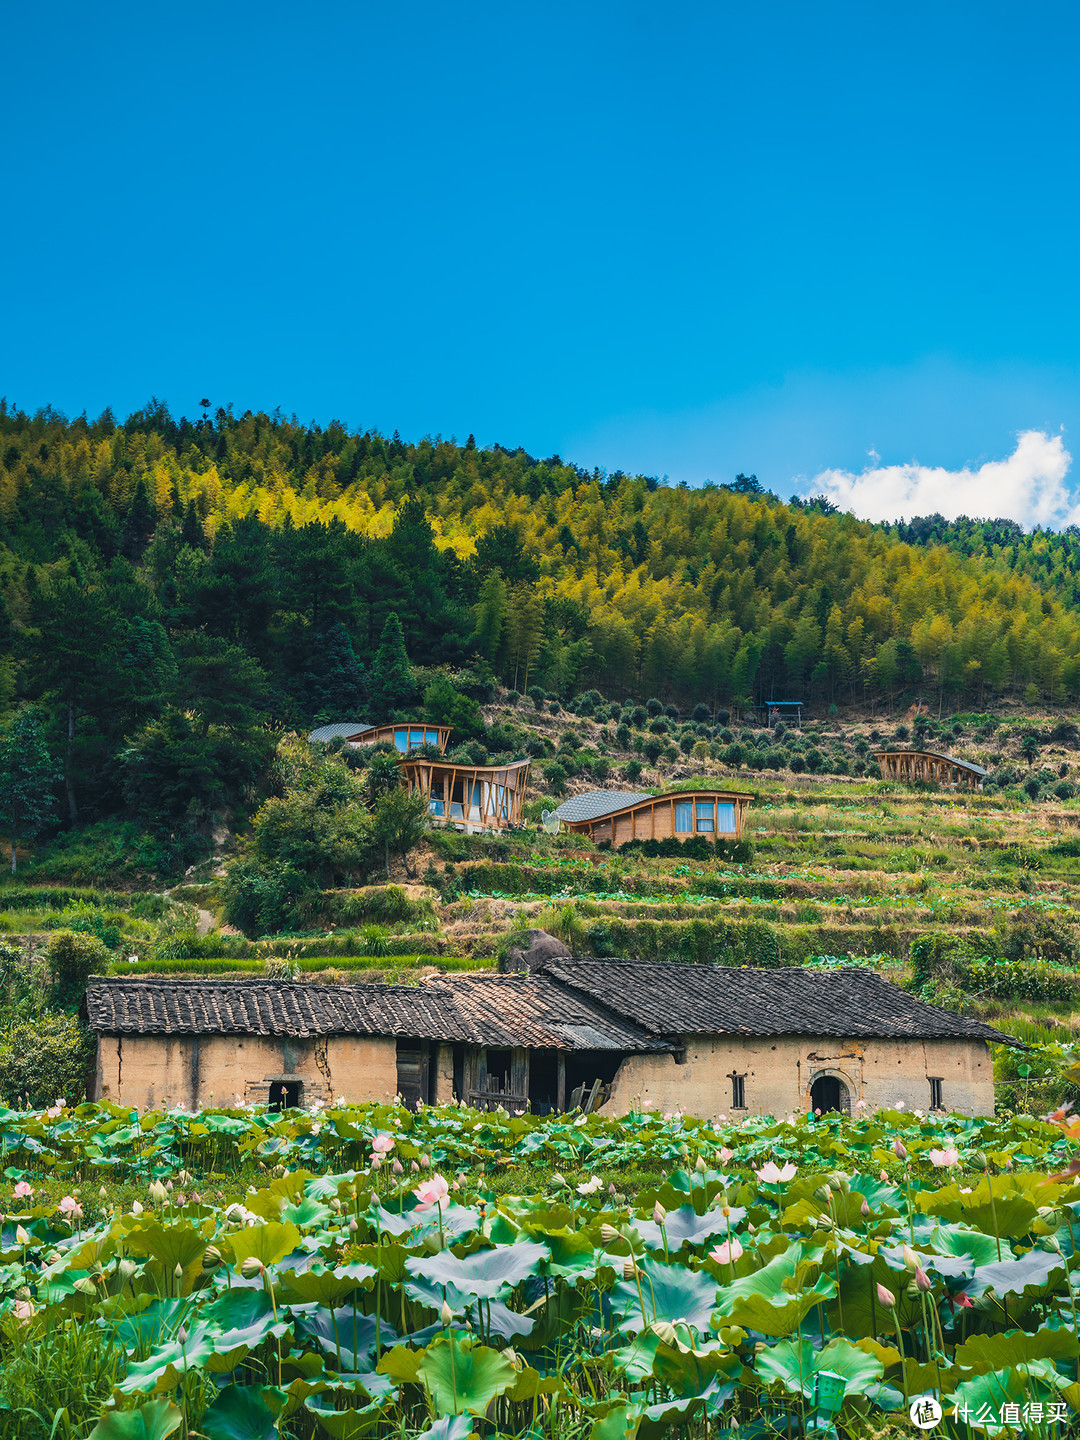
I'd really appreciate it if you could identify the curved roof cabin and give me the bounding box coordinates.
[309,720,452,754]
[551,788,751,847]
[873,748,987,791]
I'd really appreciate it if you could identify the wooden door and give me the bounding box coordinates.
[396,1039,430,1109]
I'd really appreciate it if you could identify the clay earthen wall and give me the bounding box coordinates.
[600,1034,993,1119]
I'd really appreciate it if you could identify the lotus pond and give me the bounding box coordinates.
[2,1101,1079,1440]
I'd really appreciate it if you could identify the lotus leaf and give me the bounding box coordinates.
[609,1255,720,1337]
[413,1418,477,1440]
[228,1222,303,1271]
[414,1334,519,1415]
[955,1325,1079,1373]
[292,1304,398,1369]
[304,1394,392,1440]
[756,1335,884,1400]
[970,1248,1067,1299]
[117,1321,219,1393]
[276,1262,376,1306]
[87,1399,184,1440]
[202,1386,282,1440]
[635,1204,746,1251]
[404,1239,548,1300]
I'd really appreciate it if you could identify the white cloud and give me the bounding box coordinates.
[803,429,1079,529]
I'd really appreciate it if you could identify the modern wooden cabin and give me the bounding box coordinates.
[401,757,531,833]
[309,720,452,754]
[550,788,752,847]
[873,748,987,791]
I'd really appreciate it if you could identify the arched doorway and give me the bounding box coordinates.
[810,1074,851,1116]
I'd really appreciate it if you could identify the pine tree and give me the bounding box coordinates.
[0,709,61,873]
[120,477,157,560]
[370,614,415,720]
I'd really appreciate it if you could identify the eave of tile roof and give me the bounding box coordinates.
[85,976,669,1053]
[541,960,1017,1045]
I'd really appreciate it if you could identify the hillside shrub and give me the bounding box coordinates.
[46,930,110,1009]
[0,1010,95,1106]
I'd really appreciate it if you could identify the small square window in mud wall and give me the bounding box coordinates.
[269,1080,302,1111]
[928,1077,944,1110]
[810,1074,851,1116]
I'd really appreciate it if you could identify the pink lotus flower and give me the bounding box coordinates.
[371,1133,395,1155]
[893,1140,907,1160]
[58,1195,80,1216]
[755,1161,797,1184]
[953,1290,973,1309]
[928,1147,959,1168]
[879,1169,889,1183]
[876,1283,896,1308]
[709,1238,743,1265]
[719,1147,734,1164]
[13,1299,34,1323]
[13,1181,33,1200]
[413,1174,451,1211]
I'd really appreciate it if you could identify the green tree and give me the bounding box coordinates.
[1020,734,1040,769]
[370,614,416,720]
[0,709,61,874]
[370,787,428,879]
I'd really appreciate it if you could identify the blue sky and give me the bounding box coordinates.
[4,1,1080,524]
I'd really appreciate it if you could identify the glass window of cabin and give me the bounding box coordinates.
[675,801,693,833]
[410,729,423,749]
[717,803,736,833]
[695,802,715,832]
[426,729,439,745]
[394,729,408,753]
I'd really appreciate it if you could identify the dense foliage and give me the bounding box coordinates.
[1,1097,1079,1440]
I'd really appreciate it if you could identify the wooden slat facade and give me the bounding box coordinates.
[344,722,452,754]
[561,789,752,848]
[400,758,531,833]
[873,749,986,791]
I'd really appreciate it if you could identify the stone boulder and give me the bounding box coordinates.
[499,928,572,974]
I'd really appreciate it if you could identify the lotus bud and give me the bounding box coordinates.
[370,1156,382,1171]
[421,1154,431,1168]
[814,1185,832,1205]
[240,1257,265,1278]
[652,1320,678,1346]
[902,1244,919,1271]
[971,1151,989,1172]
[695,1156,707,1174]
[653,1202,667,1225]
[410,1160,420,1173]
[131,1200,144,1215]
[879,1169,889,1183]
[392,1159,403,1175]
[149,1181,167,1205]
[622,1258,639,1280]
[99,1186,108,1199]
[677,1143,689,1159]
[177,1326,188,1343]
[192,1192,202,1205]
[202,1246,223,1271]
[166,1179,174,1191]
[349,1218,358,1232]
[441,1300,453,1326]
[876,1283,896,1308]
[893,1140,907,1160]
[600,1223,619,1244]
[15,1225,30,1246]
[609,1183,617,1195]
[44,1250,61,1265]
[860,1199,870,1217]
[914,1266,933,1292]
[1037,1206,1063,1229]
[174,1263,184,1279]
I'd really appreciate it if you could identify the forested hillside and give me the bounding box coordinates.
[2,399,1080,847]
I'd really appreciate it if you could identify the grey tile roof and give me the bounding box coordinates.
[86,976,668,1053]
[309,722,370,743]
[541,960,1015,1044]
[550,790,653,823]
[86,980,460,1041]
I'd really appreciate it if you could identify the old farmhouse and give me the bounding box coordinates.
[87,962,1010,1117]
[550,788,752,846]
